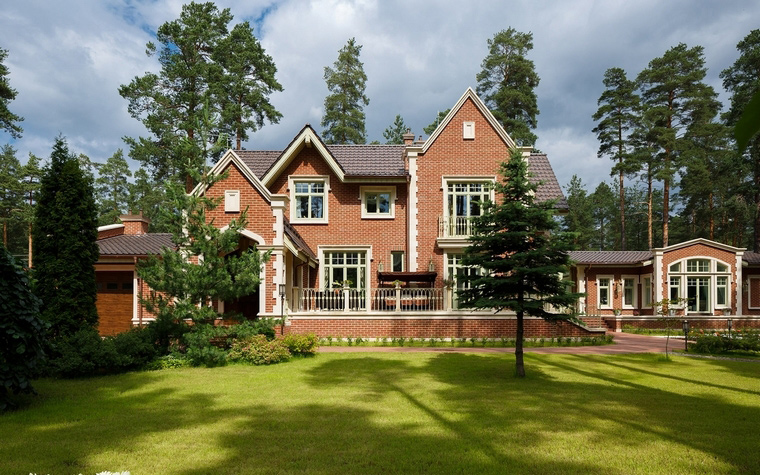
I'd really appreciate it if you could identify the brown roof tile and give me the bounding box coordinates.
[528,153,567,209]
[744,252,760,264]
[327,145,406,177]
[568,250,653,265]
[97,233,174,256]
[284,218,316,261]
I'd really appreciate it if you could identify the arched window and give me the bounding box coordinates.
[667,258,731,313]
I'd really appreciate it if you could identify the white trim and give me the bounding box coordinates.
[408,152,419,271]
[422,87,517,153]
[621,275,638,309]
[735,252,744,315]
[132,269,139,324]
[219,225,266,246]
[463,121,475,139]
[655,237,745,254]
[190,150,273,203]
[318,245,372,295]
[642,275,653,309]
[597,275,613,309]
[577,265,586,313]
[289,175,329,224]
[224,190,240,213]
[262,126,345,186]
[360,186,396,219]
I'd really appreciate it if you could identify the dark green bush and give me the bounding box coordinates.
[282,333,319,355]
[145,353,190,370]
[47,327,123,377]
[112,327,158,369]
[228,335,291,365]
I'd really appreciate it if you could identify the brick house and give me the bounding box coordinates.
[95,87,760,337]
[570,239,760,332]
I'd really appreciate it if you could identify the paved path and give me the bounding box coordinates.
[318,332,679,355]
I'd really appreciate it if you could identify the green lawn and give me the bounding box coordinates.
[2,352,759,474]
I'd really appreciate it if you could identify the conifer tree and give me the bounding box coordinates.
[0,48,23,139]
[33,137,99,339]
[382,114,408,144]
[95,149,132,225]
[476,28,540,146]
[592,67,640,250]
[458,149,581,377]
[722,29,760,251]
[321,38,370,144]
[637,43,719,247]
[423,109,450,136]
[590,182,617,250]
[20,153,43,267]
[0,144,22,248]
[562,175,594,250]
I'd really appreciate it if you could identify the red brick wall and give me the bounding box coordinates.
[583,266,653,316]
[123,220,149,235]
[286,317,599,338]
[415,98,511,284]
[97,226,124,239]
[269,147,408,290]
[205,162,277,244]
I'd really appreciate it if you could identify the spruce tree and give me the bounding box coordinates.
[476,28,540,146]
[95,149,132,225]
[20,153,43,267]
[458,149,581,377]
[382,114,408,144]
[0,144,22,249]
[592,67,641,250]
[321,38,370,144]
[33,137,99,339]
[721,29,760,251]
[590,182,617,250]
[562,175,594,250]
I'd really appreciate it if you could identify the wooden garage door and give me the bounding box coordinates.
[96,271,134,336]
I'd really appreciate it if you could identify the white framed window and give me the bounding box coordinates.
[597,276,612,309]
[463,121,475,139]
[642,276,652,308]
[360,186,395,219]
[669,276,681,304]
[686,259,709,273]
[391,251,404,272]
[290,176,328,223]
[447,253,482,309]
[668,257,732,313]
[716,276,728,307]
[224,190,240,213]
[622,277,637,308]
[323,251,366,290]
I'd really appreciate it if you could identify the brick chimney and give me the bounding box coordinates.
[402,128,415,145]
[119,211,150,235]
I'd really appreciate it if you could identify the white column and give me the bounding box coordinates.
[407,152,419,271]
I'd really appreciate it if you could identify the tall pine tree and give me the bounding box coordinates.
[382,114,408,144]
[458,149,581,377]
[0,47,23,139]
[592,67,640,250]
[721,29,760,251]
[33,138,99,339]
[476,28,540,146]
[562,175,594,250]
[321,38,370,144]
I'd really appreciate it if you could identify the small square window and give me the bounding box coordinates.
[463,121,475,139]
[361,187,394,219]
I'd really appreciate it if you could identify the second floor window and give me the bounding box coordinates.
[294,181,325,220]
[447,182,489,219]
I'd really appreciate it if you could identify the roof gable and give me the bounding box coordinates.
[421,87,517,153]
[262,125,345,187]
[656,238,745,255]
[192,150,273,203]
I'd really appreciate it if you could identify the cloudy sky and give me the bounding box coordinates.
[2,0,758,191]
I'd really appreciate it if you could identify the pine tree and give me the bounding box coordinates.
[0,48,23,139]
[0,144,22,249]
[590,182,617,250]
[382,114,408,144]
[476,28,540,146]
[213,21,283,150]
[562,175,594,250]
[321,38,370,144]
[33,137,99,339]
[20,153,43,267]
[120,2,281,190]
[722,29,760,251]
[592,67,641,250]
[95,149,132,225]
[458,149,581,377]
[637,43,719,246]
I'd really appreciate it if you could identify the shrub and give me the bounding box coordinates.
[282,333,319,355]
[112,327,158,369]
[46,327,123,377]
[145,354,190,370]
[228,335,291,365]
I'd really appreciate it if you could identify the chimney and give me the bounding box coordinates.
[402,128,415,145]
[119,211,151,235]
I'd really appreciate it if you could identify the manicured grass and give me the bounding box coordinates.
[2,352,759,474]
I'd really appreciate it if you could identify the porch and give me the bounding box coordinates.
[295,285,452,313]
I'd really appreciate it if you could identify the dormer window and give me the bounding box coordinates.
[290,176,329,223]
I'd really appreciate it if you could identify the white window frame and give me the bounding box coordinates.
[441,176,496,219]
[463,121,475,139]
[597,275,613,309]
[622,276,638,309]
[391,251,404,272]
[669,276,682,305]
[224,190,240,213]
[289,176,329,224]
[667,257,732,313]
[716,275,728,308]
[642,276,652,309]
[360,186,395,219]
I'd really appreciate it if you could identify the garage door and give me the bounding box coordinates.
[96,271,134,336]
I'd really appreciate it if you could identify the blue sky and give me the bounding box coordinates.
[2,0,759,192]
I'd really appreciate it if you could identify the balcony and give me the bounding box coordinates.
[297,286,449,313]
[437,216,475,247]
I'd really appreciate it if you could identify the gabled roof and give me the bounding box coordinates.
[284,218,316,261]
[191,149,273,203]
[97,234,174,256]
[655,238,745,254]
[261,125,345,186]
[421,87,518,153]
[528,153,567,208]
[568,250,653,265]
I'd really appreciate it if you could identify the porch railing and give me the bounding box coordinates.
[438,216,475,238]
[298,287,446,312]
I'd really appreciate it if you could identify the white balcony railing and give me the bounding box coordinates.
[298,286,447,312]
[438,215,475,238]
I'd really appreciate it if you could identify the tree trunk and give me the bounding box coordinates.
[515,293,525,378]
[28,222,33,268]
[647,169,653,250]
[663,176,669,247]
[754,140,760,252]
[619,165,626,251]
[2,221,6,247]
[709,191,714,241]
